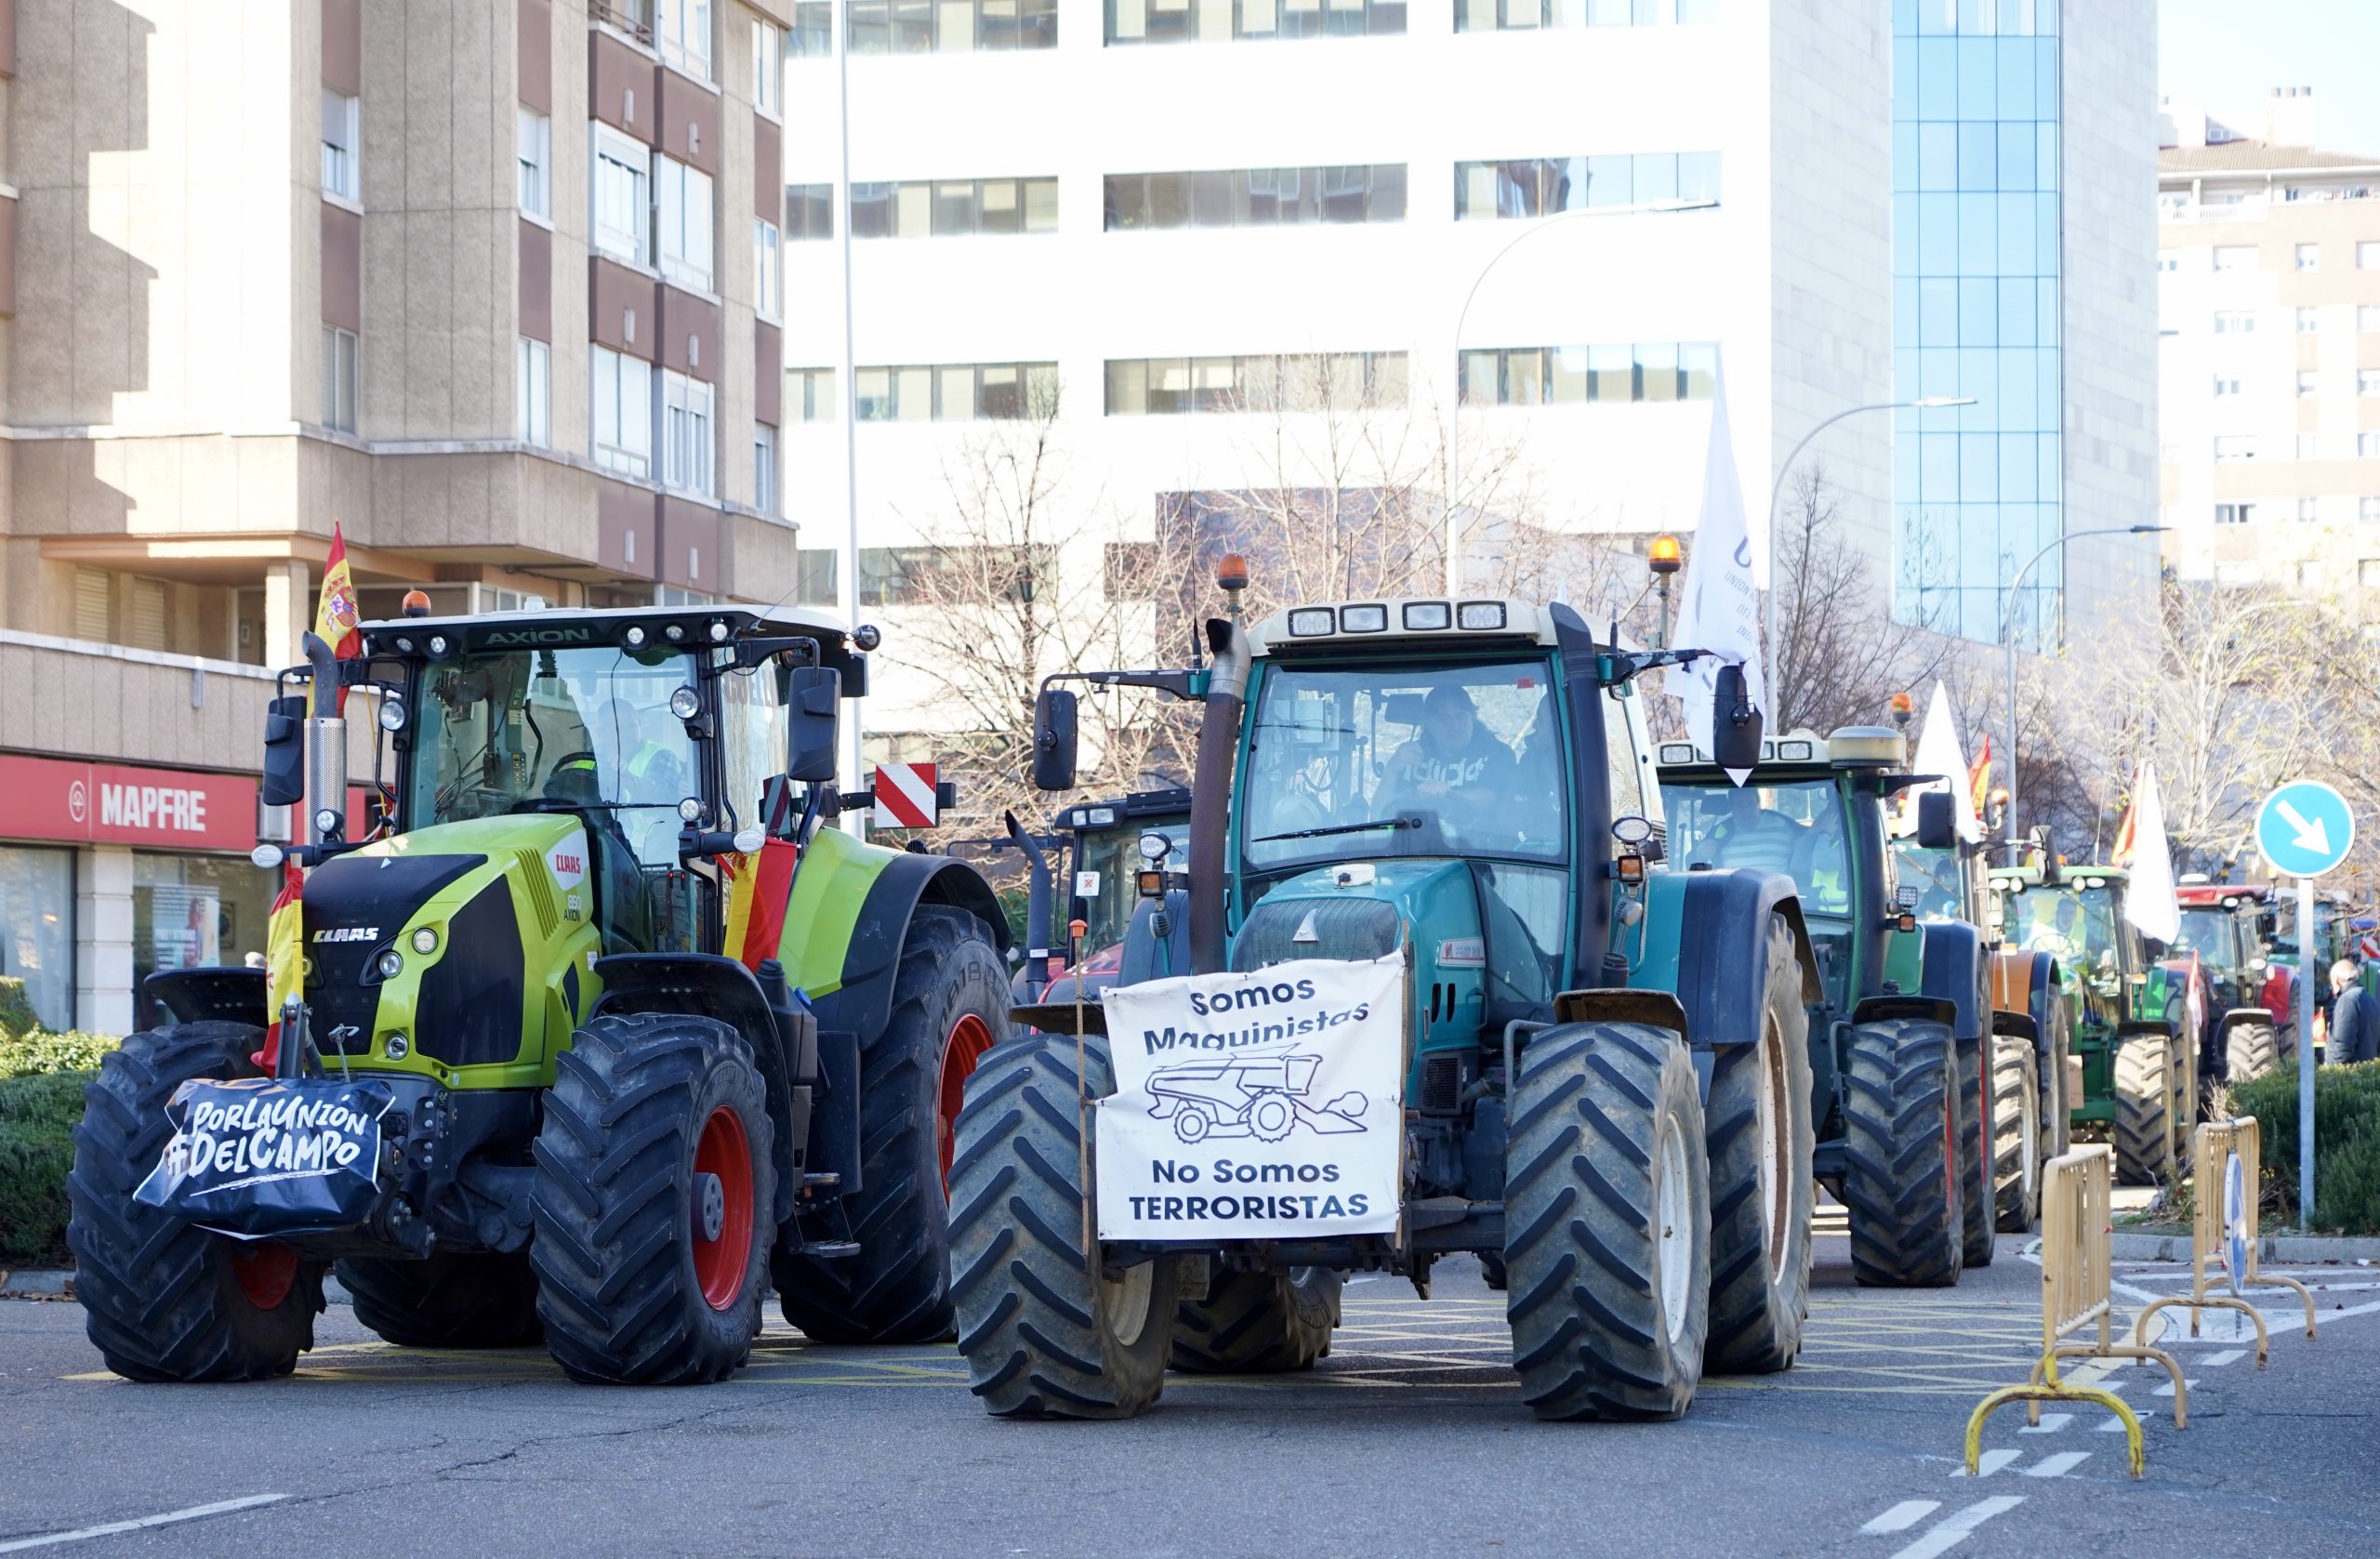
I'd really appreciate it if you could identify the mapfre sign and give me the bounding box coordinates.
[0,754,260,852]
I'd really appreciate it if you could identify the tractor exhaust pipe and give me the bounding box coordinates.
[1188,617,1250,976]
[1004,810,1052,1000]
[298,630,347,849]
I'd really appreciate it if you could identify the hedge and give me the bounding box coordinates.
[0,1030,120,1267]
[0,977,40,1042]
[2229,1060,2380,1236]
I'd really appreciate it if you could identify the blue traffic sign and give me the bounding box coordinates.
[2255,780,2356,880]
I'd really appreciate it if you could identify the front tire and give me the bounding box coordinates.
[1990,1037,2042,1234]
[2113,1034,2175,1187]
[1956,1036,1995,1268]
[531,1012,774,1385]
[1841,1019,1964,1288]
[1172,1267,1342,1373]
[338,1252,543,1349]
[2226,1019,2281,1086]
[1504,1023,1711,1420]
[1704,914,1815,1375]
[67,1022,327,1382]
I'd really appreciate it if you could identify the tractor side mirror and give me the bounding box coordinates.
[259,694,308,807]
[785,666,840,783]
[1914,789,1957,851]
[1708,664,1763,773]
[1033,688,1079,792]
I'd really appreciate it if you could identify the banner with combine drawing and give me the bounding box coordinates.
[1095,953,1405,1241]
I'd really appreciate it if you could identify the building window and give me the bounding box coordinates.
[788,183,836,240]
[2158,253,2180,272]
[1456,0,1718,27]
[753,218,781,318]
[847,0,1055,52]
[789,1,832,55]
[790,366,837,421]
[1105,165,1406,229]
[2300,497,2320,522]
[1104,352,1406,415]
[2299,433,2322,459]
[1455,152,1720,218]
[2361,560,2380,587]
[656,0,713,78]
[2213,375,2242,397]
[662,371,715,495]
[854,361,1058,420]
[2297,371,2318,397]
[2361,241,2380,270]
[2296,243,2321,271]
[848,546,1049,606]
[795,548,839,606]
[2214,503,2254,525]
[753,17,783,113]
[592,346,654,477]
[1458,342,1718,405]
[517,107,552,220]
[2360,305,2380,333]
[2213,246,2254,271]
[850,178,1058,238]
[2364,496,2380,523]
[2214,436,2256,461]
[2212,310,2254,334]
[322,325,358,432]
[2297,307,2320,333]
[322,89,361,202]
[657,157,715,290]
[596,0,654,36]
[1106,0,1408,44]
[754,424,777,515]
[2362,370,2380,397]
[2363,433,2380,459]
[517,337,551,446]
[0,846,77,1031]
[593,126,653,267]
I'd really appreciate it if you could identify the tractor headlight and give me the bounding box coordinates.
[409,927,439,956]
[707,620,731,642]
[624,625,648,647]
[376,947,405,981]
[679,797,706,824]
[384,1033,411,1060]
[668,684,702,720]
[314,807,342,836]
[377,697,407,733]
[427,633,451,657]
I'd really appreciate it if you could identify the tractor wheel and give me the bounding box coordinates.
[2226,1019,2281,1086]
[2113,1034,2175,1187]
[1990,1037,2042,1234]
[2044,1000,2074,1160]
[66,1022,327,1382]
[1503,1022,1710,1420]
[337,1252,543,1349]
[1840,1018,1964,1288]
[1955,1036,1995,1269]
[1172,1266,1342,1373]
[1703,913,1815,1376]
[774,907,1010,1345]
[1478,1252,1509,1290]
[530,1011,774,1385]
[949,1030,1179,1418]
[2167,1023,2199,1173]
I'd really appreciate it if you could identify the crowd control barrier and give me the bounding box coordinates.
[2132,1116,2317,1358]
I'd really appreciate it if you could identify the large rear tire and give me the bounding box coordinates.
[531,1012,774,1385]
[1172,1267,1342,1373]
[1956,1035,1995,1268]
[1990,1037,2042,1234]
[1841,1019,1964,1288]
[1704,914,1815,1375]
[1504,1022,1711,1420]
[2168,1021,2199,1174]
[67,1022,327,1382]
[774,907,1011,1344]
[338,1252,543,1349]
[2225,1019,2281,1086]
[2113,1034,2175,1187]
[948,1032,1178,1419]
[2045,999,2074,1159]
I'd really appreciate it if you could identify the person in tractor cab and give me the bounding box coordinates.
[1385,684,1517,825]
[1696,785,1805,879]
[2023,893,2089,958]
[2328,959,2380,1064]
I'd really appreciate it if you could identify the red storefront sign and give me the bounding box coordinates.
[0,755,261,852]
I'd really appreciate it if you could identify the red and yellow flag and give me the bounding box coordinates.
[314,522,362,711]
[258,859,305,1071]
[2110,793,2138,869]
[1967,735,1992,816]
[721,839,800,971]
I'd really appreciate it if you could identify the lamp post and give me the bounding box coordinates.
[1647,533,1682,649]
[1999,523,2169,863]
[1446,196,1717,595]
[1766,397,1973,601]
[833,0,866,836]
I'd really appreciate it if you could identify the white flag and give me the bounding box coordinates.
[2124,764,2182,945]
[1670,359,1767,785]
[1911,680,1984,844]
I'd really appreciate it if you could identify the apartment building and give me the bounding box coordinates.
[0,0,795,1033]
[2157,88,2380,613]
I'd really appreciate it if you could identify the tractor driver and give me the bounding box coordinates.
[1385,685,1516,830]
[2024,893,2089,958]
[1696,785,1805,879]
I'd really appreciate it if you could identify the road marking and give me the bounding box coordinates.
[1860,1501,1940,1534]
[1951,1448,2022,1477]
[2023,1452,2091,1478]
[2019,1413,2072,1433]
[0,1495,287,1553]
[2096,1415,2131,1433]
[2202,1349,2245,1367]
[1886,1497,2026,1559]
[2152,1378,2196,1397]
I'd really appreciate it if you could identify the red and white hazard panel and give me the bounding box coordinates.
[873,762,939,829]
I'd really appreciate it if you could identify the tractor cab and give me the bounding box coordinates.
[1055,786,1192,971]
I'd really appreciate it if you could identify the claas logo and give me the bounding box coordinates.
[312,927,381,944]
[552,853,584,876]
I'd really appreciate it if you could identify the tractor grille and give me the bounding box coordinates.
[413,879,526,1068]
[1231,896,1400,972]
[301,852,483,1055]
[513,849,561,939]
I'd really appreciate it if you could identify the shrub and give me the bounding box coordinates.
[2230,1061,2380,1235]
[0,978,40,1042]
[0,1031,119,1080]
[0,1031,118,1266]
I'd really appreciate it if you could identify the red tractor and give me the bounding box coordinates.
[2169,880,2291,1086]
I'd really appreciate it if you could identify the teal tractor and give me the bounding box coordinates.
[952,598,1823,1422]
[1659,730,1990,1284]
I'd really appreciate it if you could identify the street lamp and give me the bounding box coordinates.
[1446,197,1718,594]
[1767,397,1974,600]
[1647,533,1683,649]
[2000,523,2170,863]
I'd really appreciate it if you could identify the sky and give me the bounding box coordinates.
[2161,0,2380,154]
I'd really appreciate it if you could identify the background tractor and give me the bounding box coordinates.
[2172,880,2290,1085]
[68,604,1012,1385]
[958,598,1818,1422]
[1990,862,2189,1186]
[1660,731,1991,1283]
[1009,786,1191,1003]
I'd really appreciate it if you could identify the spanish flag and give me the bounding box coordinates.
[2110,792,2138,869]
[314,522,363,712]
[258,859,305,1071]
[721,839,800,971]
[1967,735,1992,817]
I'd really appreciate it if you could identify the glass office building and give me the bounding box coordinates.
[1891,0,2062,647]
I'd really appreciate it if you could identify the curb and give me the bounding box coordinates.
[2110,1232,2380,1263]
[1,1271,355,1303]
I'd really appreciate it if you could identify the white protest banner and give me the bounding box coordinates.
[1096,953,1404,1241]
[1669,357,1767,786]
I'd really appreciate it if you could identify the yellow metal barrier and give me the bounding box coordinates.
[1964,1145,2181,1477]
[2133,1116,2317,1359]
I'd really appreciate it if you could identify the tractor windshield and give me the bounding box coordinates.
[2172,906,2240,971]
[1892,842,1966,919]
[1075,815,1192,953]
[1241,659,1565,870]
[1659,778,1854,917]
[2004,883,2120,971]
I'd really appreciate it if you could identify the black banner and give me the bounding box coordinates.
[133,1077,392,1240]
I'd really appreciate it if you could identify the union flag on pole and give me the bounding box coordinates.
[257,859,305,1071]
[314,522,363,711]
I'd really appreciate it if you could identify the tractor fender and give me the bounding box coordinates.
[807,851,1011,1047]
[1670,867,1819,1050]
[1916,919,1986,1041]
[141,967,266,1027]
[2215,1005,2277,1035]
[1851,994,1961,1030]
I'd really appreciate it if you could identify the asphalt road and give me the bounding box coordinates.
[4,1214,2376,1558]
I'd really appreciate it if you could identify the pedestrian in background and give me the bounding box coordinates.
[2326,959,2380,1064]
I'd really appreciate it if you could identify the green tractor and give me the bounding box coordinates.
[1989,861,2190,1186]
[954,597,1823,1422]
[68,604,1012,1384]
[1659,730,1991,1284]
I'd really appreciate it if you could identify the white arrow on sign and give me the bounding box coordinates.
[2276,798,2331,854]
